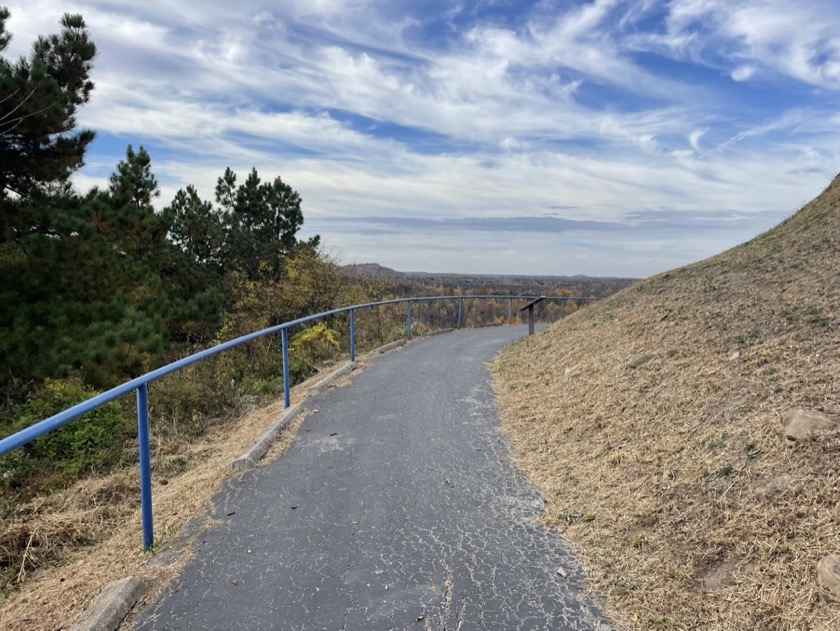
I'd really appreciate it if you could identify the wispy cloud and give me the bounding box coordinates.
[5,1,840,277]
[631,0,840,89]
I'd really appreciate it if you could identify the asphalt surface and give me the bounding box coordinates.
[135,326,611,631]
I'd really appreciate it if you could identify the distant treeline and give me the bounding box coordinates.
[345,265,636,326]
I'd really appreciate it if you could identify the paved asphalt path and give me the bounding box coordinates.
[135,326,611,631]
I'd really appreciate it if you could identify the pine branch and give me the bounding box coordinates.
[0,94,59,135]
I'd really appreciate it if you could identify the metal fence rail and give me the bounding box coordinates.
[0,294,598,550]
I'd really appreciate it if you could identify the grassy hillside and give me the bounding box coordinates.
[494,175,840,630]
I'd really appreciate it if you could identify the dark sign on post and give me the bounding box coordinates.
[518,296,546,335]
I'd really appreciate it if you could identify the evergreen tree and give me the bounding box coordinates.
[1,143,176,394]
[162,184,226,342]
[108,145,159,208]
[97,145,168,263]
[0,9,96,236]
[164,184,224,273]
[216,167,317,282]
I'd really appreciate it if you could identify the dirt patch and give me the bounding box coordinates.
[494,175,840,630]
[0,359,359,631]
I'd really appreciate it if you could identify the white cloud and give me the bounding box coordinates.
[689,129,707,151]
[4,0,840,276]
[731,65,756,82]
[636,0,840,89]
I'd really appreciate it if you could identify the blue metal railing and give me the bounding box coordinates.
[0,294,597,550]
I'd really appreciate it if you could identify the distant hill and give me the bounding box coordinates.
[342,263,401,277]
[495,174,840,630]
[342,264,637,306]
[343,264,628,283]
[342,263,636,285]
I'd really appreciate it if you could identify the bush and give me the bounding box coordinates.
[0,378,133,492]
[148,359,238,440]
[353,305,405,352]
[289,323,341,379]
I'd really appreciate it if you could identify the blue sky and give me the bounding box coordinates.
[8,1,840,277]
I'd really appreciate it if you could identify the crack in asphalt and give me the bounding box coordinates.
[134,326,612,631]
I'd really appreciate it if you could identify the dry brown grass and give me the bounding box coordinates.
[494,175,840,630]
[0,359,364,630]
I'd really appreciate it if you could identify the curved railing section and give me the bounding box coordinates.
[0,294,598,550]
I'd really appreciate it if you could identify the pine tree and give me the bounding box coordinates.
[0,9,96,233]
[165,185,224,272]
[215,167,316,282]
[98,145,167,263]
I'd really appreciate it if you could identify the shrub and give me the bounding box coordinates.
[289,323,341,379]
[148,360,237,440]
[0,378,133,492]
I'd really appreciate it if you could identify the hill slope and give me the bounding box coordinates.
[494,175,840,630]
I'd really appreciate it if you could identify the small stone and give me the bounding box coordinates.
[729,351,740,361]
[564,367,575,377]
[556,567,568,578]
[784,409,836,440]
[667,322,677,328]
[817,555,840,596]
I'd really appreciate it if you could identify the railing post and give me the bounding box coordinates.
[457,298,463,330]
[407,301,413,340]
[282,327,291,408]
[349,309,356,363]
[508,297,512,325]
[136,384,154,551]
[561,300,566,318]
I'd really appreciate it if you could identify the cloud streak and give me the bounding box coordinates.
[5,1,840,277]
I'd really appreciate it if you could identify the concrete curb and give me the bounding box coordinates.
[232,404,302,473]
[371,339,407,355]
[69,577,148,631]
[232,360,358,473]
[425,327,455,337]
[305,361,356,397]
